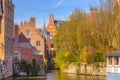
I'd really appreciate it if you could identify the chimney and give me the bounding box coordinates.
[24,21,27,27]
[20,22,23,27]
[14,24,19,43]
[90,7,98,20]
[30,17,36,27]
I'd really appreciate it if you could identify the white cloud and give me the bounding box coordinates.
[55,0,64,8]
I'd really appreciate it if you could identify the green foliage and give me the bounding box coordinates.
[55,1,120,70]
[94,51,106,62]
[93,51,106,68]
[55,9,91,70]
[31,59,40,76]
[17,59,40,76]
[17,59,31,76]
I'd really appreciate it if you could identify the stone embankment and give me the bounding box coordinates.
[63,64,106,76]
[0,70,13,79]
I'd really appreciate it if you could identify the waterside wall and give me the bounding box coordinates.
[63,64,106,76]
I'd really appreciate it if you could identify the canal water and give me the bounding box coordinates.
[5,70,106,80]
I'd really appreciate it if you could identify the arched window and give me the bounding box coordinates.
[26,30,31,36]
[36,41,40,46]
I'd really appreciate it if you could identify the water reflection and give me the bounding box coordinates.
[5,70,106,80]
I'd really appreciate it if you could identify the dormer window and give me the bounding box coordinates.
[26,30,31,36]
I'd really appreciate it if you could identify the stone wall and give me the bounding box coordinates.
[0,64,13,79]
[64,64,106,76]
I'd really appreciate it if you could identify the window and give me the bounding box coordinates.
[38,50,42,55]
[35,50,41,55]
[108,57,112,65]
[26,30,31,36]
[50,36,53,39]
[50,25,52,29]
[115,56,119,65]
[36,41,40,46]
[51,44,54,48]
[50,29,52,32]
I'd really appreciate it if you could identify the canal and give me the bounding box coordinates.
[5,70,106,80]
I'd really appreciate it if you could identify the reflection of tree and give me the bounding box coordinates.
[0,42,4,74]
[0,43,4,52]
[0,0,3,33]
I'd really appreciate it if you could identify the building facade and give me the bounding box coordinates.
[107,50,120,80]
[19,17,45,60]
[46,14,57,37]
[13,25,43,62]
[46,14,65,37]
[13,25,45,75]
[46,14,65,58]
[0,0,14,78]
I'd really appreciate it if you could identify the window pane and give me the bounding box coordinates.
[108,57,112,65]
[35,50,41,55]
[26,30,30,36]
[115,57,119,65]
[36,41,40,46]
[38,50,41,55]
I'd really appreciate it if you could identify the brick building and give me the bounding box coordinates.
[0,0,14,78]
[46,14,65,37]
[47,14,56,37]
[46,14,65,58]
[19,17,45,60]
[13,25,43,62]
[13,25,45,75]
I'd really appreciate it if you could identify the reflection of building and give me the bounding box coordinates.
[0,0,14,78]
[19,17,45,60]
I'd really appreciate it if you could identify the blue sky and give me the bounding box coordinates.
[13,0,94,28]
